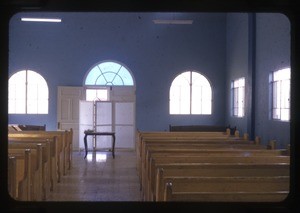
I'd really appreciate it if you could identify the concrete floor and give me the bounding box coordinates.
[46,149,142,201]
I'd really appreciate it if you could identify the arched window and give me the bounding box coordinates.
[170,71,212,115]
[84,61,134,86]
[9,70,49,114]
[84,61,134,101]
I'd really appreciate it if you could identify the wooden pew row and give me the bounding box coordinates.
[8,129,73,181]
[136,130,233,160]
[7,150,31,201]
[136,129,246,154]
[8,144,44,201]
[136,130,232,162]
[9,141,52,200]
[155,163,290,202]
[137,132,254,189]
[146,155,290,201]
[141,142,271,199]
[164,176,289,202]
[146,151,289,201]
[138,131,290,202]
[9,136,58,191]
[136,130,252,183]
[142,147,288,201]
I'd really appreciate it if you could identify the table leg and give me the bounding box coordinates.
[84,134,88,159]
[112,134,115,158]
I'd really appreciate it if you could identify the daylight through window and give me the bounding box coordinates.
[9,70,49,114]
[231,77,245,117]
[270,68,290,121]
[169,71,212,115]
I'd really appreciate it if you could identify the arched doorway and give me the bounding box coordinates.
[79,60,136,151]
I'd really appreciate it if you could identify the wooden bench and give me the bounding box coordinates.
[163,176,289,202]
[141,147,283,198]
[142,147,288,201]
[8,124,46,131]
[155,163,290,202]
[141,143,276,199]
[145,155,290,201]
[136,130,252,186]
[7,150,31,201]
[141,142,265,188]
[8,129,73,181]
[136,130,290,202]
[8,144,43,201]
[9,141,52,200]
[169,124,229,132]
[9,136,58,191]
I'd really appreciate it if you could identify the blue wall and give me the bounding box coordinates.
[254,13,290,149]
[225,13,249,136]
[225,13,290,148]
[9,12,227,131]
[8,12,291,148]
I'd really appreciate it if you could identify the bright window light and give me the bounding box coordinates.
[169,71,212,115]
[21,18,62,23]
[86,88,109,101]
[231,77,245,117]
[8,70,49,114]
[270,68,291,121]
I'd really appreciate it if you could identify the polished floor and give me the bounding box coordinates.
[47,149,143,201]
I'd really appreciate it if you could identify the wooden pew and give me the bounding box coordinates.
[141,144,280,200]
[8,144,43,201]
[163,176,289,202]
[145,155,290,201]
[7,150,31,201]
[9,136,58,191]
[8,129,73,181]
[136,130,252,181]
[9,141,51,200]
[141,147,288,201]
[136,130,289,202]
[144,149,288,201]
[136,131,253,188]
[142,142,264,186]
[155,163,290,202]
[169,124,228,132]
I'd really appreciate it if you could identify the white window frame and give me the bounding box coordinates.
[8,70,49,114]
[270,68,290,121]
[231,77,245,117]
[85,87,110,102]
[84,60,135,102]
[169,71,212,115]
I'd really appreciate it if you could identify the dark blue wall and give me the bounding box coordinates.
[255,13,290,149]
[225,13,249,136]
[9,12,227,131]
[225,13,290,148]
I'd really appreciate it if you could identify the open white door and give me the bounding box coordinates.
[57,86,84,151]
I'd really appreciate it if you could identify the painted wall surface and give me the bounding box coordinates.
[8,12,291,148]
[226,13,290,148]
[225,13,249,136]
[255,13,290,148]
[9,12,227,131]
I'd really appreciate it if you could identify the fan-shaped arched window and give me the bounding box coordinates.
[84,61,134,101]
[170,71,212,115]
[9,70,49,114]
[84,61,134,86]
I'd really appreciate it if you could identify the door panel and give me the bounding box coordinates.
[57,86,84,151]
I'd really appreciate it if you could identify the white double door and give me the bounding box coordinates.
[79,100,135,151]
[57,86,136,151]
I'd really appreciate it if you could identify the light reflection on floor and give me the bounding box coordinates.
[86,152,107,162]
